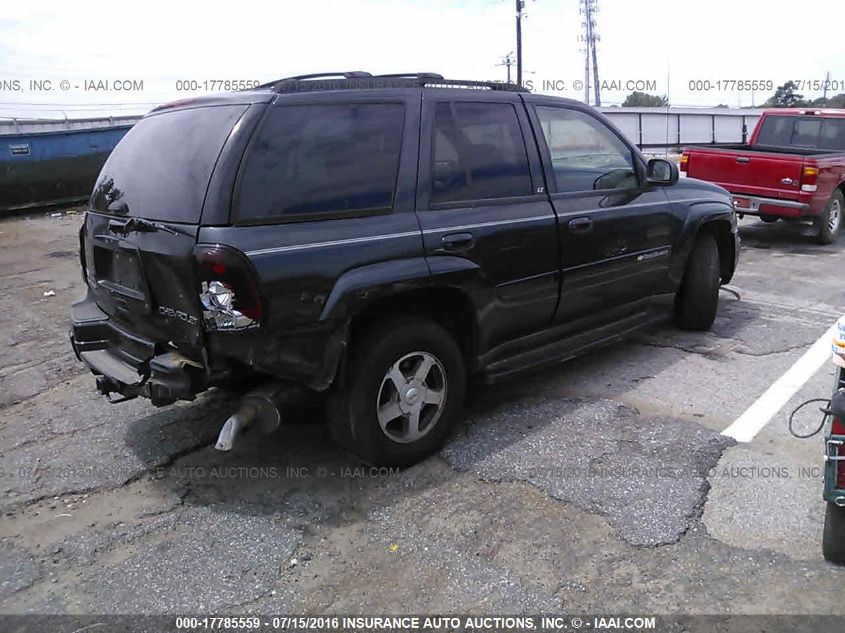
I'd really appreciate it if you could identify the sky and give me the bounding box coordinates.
[1,0,845,119]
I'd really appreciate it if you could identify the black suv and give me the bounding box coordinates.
[70,72,739,466]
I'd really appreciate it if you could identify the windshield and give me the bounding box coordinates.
[90,105,247,223]
[755,115,845,150]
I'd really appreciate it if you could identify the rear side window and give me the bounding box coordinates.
[90,105,246,223]
[236,103,404,221]
[430,102,533,204]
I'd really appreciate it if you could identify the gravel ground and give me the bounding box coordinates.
[1,209,845,619]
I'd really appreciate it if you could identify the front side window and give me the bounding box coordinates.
[430,101,533,204]
[236,103,404,220]
[535,106,637,193]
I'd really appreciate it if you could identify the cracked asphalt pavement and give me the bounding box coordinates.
[1,210,845,616]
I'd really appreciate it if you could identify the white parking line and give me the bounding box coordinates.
[721,324,837,442]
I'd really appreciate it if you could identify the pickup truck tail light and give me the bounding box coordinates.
[194,244,263,331]
[679,152,689,173]
[801,166,819,192]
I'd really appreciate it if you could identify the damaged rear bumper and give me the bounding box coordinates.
[70,295,207,406]
[70,293,348,406]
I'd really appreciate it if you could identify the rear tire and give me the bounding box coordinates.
[759,215,779,223]
[815,190,843,245]
[327,317,465,467]
[674,232,720,331]
[823,502,845,563]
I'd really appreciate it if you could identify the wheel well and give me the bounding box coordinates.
[699,220,735,283]
[347,287,477,369]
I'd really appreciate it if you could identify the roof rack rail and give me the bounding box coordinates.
[255,72,528,93]
[414,78,526,92]
[255,71,373,90]
[374,72,445,80]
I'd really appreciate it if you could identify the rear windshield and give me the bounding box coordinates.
[755,115,845,150]
[90,105,247,223]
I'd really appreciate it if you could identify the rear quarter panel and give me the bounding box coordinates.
[810,154,845,212]
[196,90,426,384]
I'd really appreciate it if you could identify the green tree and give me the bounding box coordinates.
[622,91,669,107]
[763,81,806,107]
[827,94,845,108]
[809,93,845,108]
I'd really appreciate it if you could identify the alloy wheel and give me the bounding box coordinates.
[376,351,447,443]
[829,198,842,233]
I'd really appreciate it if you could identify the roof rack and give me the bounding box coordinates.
[254,72,527,93]
[376,73,445,80]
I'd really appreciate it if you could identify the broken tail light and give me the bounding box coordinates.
[194,244,263,331]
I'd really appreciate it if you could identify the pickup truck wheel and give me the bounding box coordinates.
[823,502,845,563]
[759,215,779,223]
[327,318,465,467]
[815,190,843,245]
[674,232,720,331]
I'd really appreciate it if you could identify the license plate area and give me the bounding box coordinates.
[732,196,756,211]
[93,244,145,297]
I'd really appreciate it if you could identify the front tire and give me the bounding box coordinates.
[823,502,845,563]
[674,232,720,331]
[815,190,843,245]
[327,317,466,467]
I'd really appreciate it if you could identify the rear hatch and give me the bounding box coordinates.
[82,104,249,357]
[686,145,804,201]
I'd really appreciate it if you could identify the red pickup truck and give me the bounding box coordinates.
[681,108,845,243]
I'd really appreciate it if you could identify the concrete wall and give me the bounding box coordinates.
[599,107,767,149]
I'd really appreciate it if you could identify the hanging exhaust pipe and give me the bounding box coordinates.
[214,381,303,451]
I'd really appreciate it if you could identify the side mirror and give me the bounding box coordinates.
[646,158,679,186]
[593,168,638,191]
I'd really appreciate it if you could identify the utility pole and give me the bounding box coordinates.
[582,22,591,104]
[589,3,600,106]
[515,0,524,87]
[498,52,516,84]
[579,0,601,106]
[824,70,831,104]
